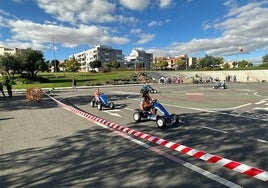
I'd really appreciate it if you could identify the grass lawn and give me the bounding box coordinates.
[11,71,137,89]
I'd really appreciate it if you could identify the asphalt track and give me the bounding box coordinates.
[0,82,267,188]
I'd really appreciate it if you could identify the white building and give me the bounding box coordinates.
[125,49,153,70]
[0,47,23,56]
[71,45,124,72]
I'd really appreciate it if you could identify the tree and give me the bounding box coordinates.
[238,60,250,68]
[90,60,102,69]
[0,53,18,78]
[20,48,47,78]
[176,59,184,70]
[259,54,268,68]
[198,55,224,70]
[153,59,168,70]
[0,49,48,79]
[232,61,238,68]
[65,56,80,73]
[263,54,268,64]
[51,59,60,73]
[222,63,230,70]
[111,61,120,69]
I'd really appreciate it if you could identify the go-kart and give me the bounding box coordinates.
[90,92,114,111]
[140,85,158,93]
[133,99,179,128]
[213,82,227,89]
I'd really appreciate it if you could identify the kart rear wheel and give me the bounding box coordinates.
[109,102,115,109]
[171,114,179,124]
[133,111,141,122]
[97,103,102,111]
[156,117,166,128]
[90,99,95,107]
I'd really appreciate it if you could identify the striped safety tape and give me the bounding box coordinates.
[45,94,268,183]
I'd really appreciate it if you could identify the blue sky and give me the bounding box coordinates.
[0,0,268,64]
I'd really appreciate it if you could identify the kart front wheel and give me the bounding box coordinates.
[97,103,102,111]
[109,102,115,109]
[90,99,95,107]
[156,117,166,128]
[133,111,141,122]
[171,114,179,124]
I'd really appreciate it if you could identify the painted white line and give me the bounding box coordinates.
[255,101,266,105]
[185,93,204,95]
[257,139,268,144]
[228,103,252,110]
[103,111,122,117]
[94,122,242,188]
[125,107,134,111]
[254,107,268,111]
[202,126,228,134]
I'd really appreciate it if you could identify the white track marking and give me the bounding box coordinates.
[202,126,228,134]
[257,139,268,144]
[103,110,121,117]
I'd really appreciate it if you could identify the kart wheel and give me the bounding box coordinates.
[90,99,95,107]
[133,111,141,122]
[97,103,102,111]
[156,117,166,128]
[171,114,179,124]
[109,102,115,109]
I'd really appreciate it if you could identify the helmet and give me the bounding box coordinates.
[142,89,149,97]
[143,84,148,90]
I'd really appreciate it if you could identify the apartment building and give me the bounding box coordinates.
[71,45,124,72]
[154,55,197,70]
[0,47,21,56]
[125,49,153,70]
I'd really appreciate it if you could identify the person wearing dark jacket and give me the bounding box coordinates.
[5,78,12,97]
[0,81,5,97]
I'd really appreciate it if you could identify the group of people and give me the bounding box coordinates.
[0,78,13,98]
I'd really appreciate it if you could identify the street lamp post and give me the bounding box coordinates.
[84,51,87,77]
[52,37,57,78]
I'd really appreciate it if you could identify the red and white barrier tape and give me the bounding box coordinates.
[46,94,268,183]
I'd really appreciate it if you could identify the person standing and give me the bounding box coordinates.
[5,78,12,97]
[0,81,5,97]
[72,77,77,91]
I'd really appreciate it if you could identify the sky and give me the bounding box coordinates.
[0,0,268,64]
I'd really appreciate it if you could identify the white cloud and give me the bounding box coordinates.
[7,19,130,50]
[37,0,116,24]
[119,0,149,11]
[137,33,155,44]
[158,0,173,8]
[148,21,162,27]
[36,0,137,25]
[130,29,142,34]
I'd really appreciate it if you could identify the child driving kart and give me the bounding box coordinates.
[140,90,156,118]
[94,88,100,101]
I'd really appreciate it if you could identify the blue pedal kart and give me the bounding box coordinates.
[140,85,158,94]
[90,92,114,111]
[133,99,179,128]
[212,82,227,89]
